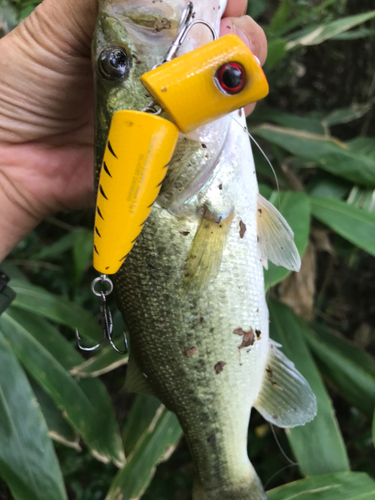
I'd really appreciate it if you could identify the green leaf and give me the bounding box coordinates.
[265,38,288,68]
[322,105,372,127]
[348,137,375,160]
[122,395,161,456]
[269,0,291,34]
[253,124,375,187]
[32,229,89,261]
[29,378,81,451]
[252,107,325,134]
[310,197,375,256]
[305,324,375,419]
[307,173,351,199]
[269,300,350,476]
[106,407,182,500]
[287,10,375,49]
[73,230,93,282]
[271,0,337,37]
[373,411,375,448]
[264,192,310,288]
[332,28,375,40]
[70,345,128,378]
[0,332,67,500]
[246,0,266,20]
[11,280,101,342]
[0,309,125,467]
[267,471,375,500]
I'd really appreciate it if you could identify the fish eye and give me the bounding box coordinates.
[98,46,130,81]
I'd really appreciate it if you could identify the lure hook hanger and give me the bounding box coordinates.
[75,275,128,355]
[163,1,217,64]
[143,1,217,112]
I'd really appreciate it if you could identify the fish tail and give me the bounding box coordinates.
[192,468,267,500]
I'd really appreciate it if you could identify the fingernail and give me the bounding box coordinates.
[232,24,254,52]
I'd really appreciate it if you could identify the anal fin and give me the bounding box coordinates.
[254,340,317,428]
[257,193,301,272]
[124,353,155,396]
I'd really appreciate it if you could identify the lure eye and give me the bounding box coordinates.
[216,62,246,95]
[99,46,130,81]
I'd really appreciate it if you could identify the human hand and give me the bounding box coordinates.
[0,0,267,260]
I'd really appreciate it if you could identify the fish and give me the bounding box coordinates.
[93,1,317,498]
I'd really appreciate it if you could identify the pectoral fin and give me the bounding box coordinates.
[254,340,317,428]
[257,193,301,272]
[124,353,155,396]
[183,207,234,295]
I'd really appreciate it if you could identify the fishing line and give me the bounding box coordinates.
[230,115,280,295]
[263,424,298,489]
[264,463,298,490]
[270,424,296,466]
[230,115,281,204]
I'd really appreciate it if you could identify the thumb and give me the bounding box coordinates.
[20,0,97,57]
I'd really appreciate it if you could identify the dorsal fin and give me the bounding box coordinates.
[254,340,317,428]
[257,193,301,272]
[183,207,234,295]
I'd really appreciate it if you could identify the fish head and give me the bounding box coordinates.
[93,0,230,212]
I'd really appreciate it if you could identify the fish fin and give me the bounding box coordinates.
[124,354,155,396]
[254,340,317,428]
[183,207,234,295]
[257,193,301,272]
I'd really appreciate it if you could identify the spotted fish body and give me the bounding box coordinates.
[93,1,316,499]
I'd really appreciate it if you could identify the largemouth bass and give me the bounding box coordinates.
[93,1,317,498]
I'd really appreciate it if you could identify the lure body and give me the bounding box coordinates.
[93,111,178,274]
[93,1,316,499]
[141,33,268,133]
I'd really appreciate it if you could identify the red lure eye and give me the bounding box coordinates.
[216,62,246,95]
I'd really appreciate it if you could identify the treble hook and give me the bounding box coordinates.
[75,276,128,355]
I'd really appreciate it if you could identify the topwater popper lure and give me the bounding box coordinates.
[76,2,268,353]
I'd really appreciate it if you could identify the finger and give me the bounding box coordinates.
[220,16,267,66]
[223,0,248,18]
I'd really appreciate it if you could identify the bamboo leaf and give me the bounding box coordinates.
[11,280,101,342]
[253,124,375,187]
[265,38,287,68]
[122,395,161,456]
[70,346,128,378]
[287,10,375,49]
[269,300,350,476]
[31,229,90,261]
[0,333,67,500]
[268,471,375,499]
[264,192,310,288]
[322,105,372,127]
[305,324,375,419]
[252,107,325,134]
[310,197,375,256]
[29,378,81,451]
[107,407,182,500]
[0,309,125,467]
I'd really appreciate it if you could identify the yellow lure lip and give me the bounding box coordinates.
[93,110,179,275]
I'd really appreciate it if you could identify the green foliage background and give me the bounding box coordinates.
[0,0,374,499]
